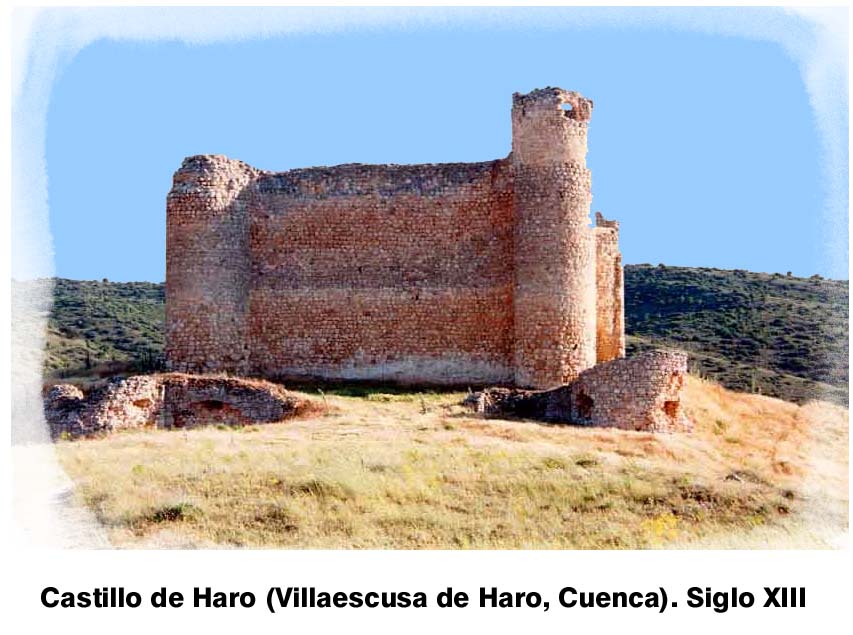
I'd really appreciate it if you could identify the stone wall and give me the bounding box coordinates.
[468,350,691,433]
[166,87,623,390]
[80,375,162,435]
[160,374,302,430]
[511,88,598,389]
[166,155,259,375]
[44,374,306,438]
[167,157,516,385]
[43,384,88,438]
[595,212,625,363]
[567,350,690,432]
[247,160,516,385]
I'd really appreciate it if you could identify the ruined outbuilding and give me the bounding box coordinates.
[44,374,306,439]
[467,350,691,433]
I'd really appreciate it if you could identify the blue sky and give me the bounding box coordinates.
[45,18,842,281]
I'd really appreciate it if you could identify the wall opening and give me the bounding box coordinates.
[663,400,680,419]
[576,391,594,420]
[668,372,684,389]
[198,399,225,411]
[171,409,191,429]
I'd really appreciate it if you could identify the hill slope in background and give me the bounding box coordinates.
[44,266,849,405]
[625,265,848,405]
[45,278,164,375]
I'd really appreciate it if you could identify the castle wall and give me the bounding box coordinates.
[168,159,516,385]
[247,161,515,384]
[165,88,625,390]
[595,213,626,363]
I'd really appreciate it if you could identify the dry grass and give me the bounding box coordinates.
[55,376,848,549]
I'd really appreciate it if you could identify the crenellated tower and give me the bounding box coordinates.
[511,88,598,388]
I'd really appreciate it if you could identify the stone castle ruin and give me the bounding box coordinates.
[163,87,689,432]
[44,374,308,439]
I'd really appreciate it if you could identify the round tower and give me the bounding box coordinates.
[165,155,256,374]
[511,88,597,388]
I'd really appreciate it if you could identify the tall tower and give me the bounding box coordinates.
[165,155,256,374]
[511,87,597,388]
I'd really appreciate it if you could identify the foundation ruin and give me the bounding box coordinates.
[466,350,691,433]
[44,374,306,439]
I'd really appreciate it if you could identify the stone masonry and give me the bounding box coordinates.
[164,86,689,432]
[166,87,625,390]
[467,350,691,433]
[44,374,306,439]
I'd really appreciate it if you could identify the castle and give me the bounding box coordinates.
[165,87,623,389]
[165,87,689,431]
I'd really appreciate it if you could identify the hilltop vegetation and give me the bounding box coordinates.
[625,265,847,405]
[44,265,848,404]
[45,278,164,376]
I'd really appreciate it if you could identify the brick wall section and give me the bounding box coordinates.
[247,160,515,384]
[43,374,305,438]
[595,212,626,363]
[468,350,691,433]
[165,87,623,390]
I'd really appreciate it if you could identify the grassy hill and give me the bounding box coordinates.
[45,266,848,404]
[56,376,849,548]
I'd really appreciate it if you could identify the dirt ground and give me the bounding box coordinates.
[56,376,848,549]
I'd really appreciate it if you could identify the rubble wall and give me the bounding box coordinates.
[470,350,691,433]
[44,374,304,438]
[568,350,690,432]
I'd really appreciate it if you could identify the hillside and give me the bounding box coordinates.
[44,266,848,404]
[45,278,164,375]
[56,376,849,548]
[625,265,848,405]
